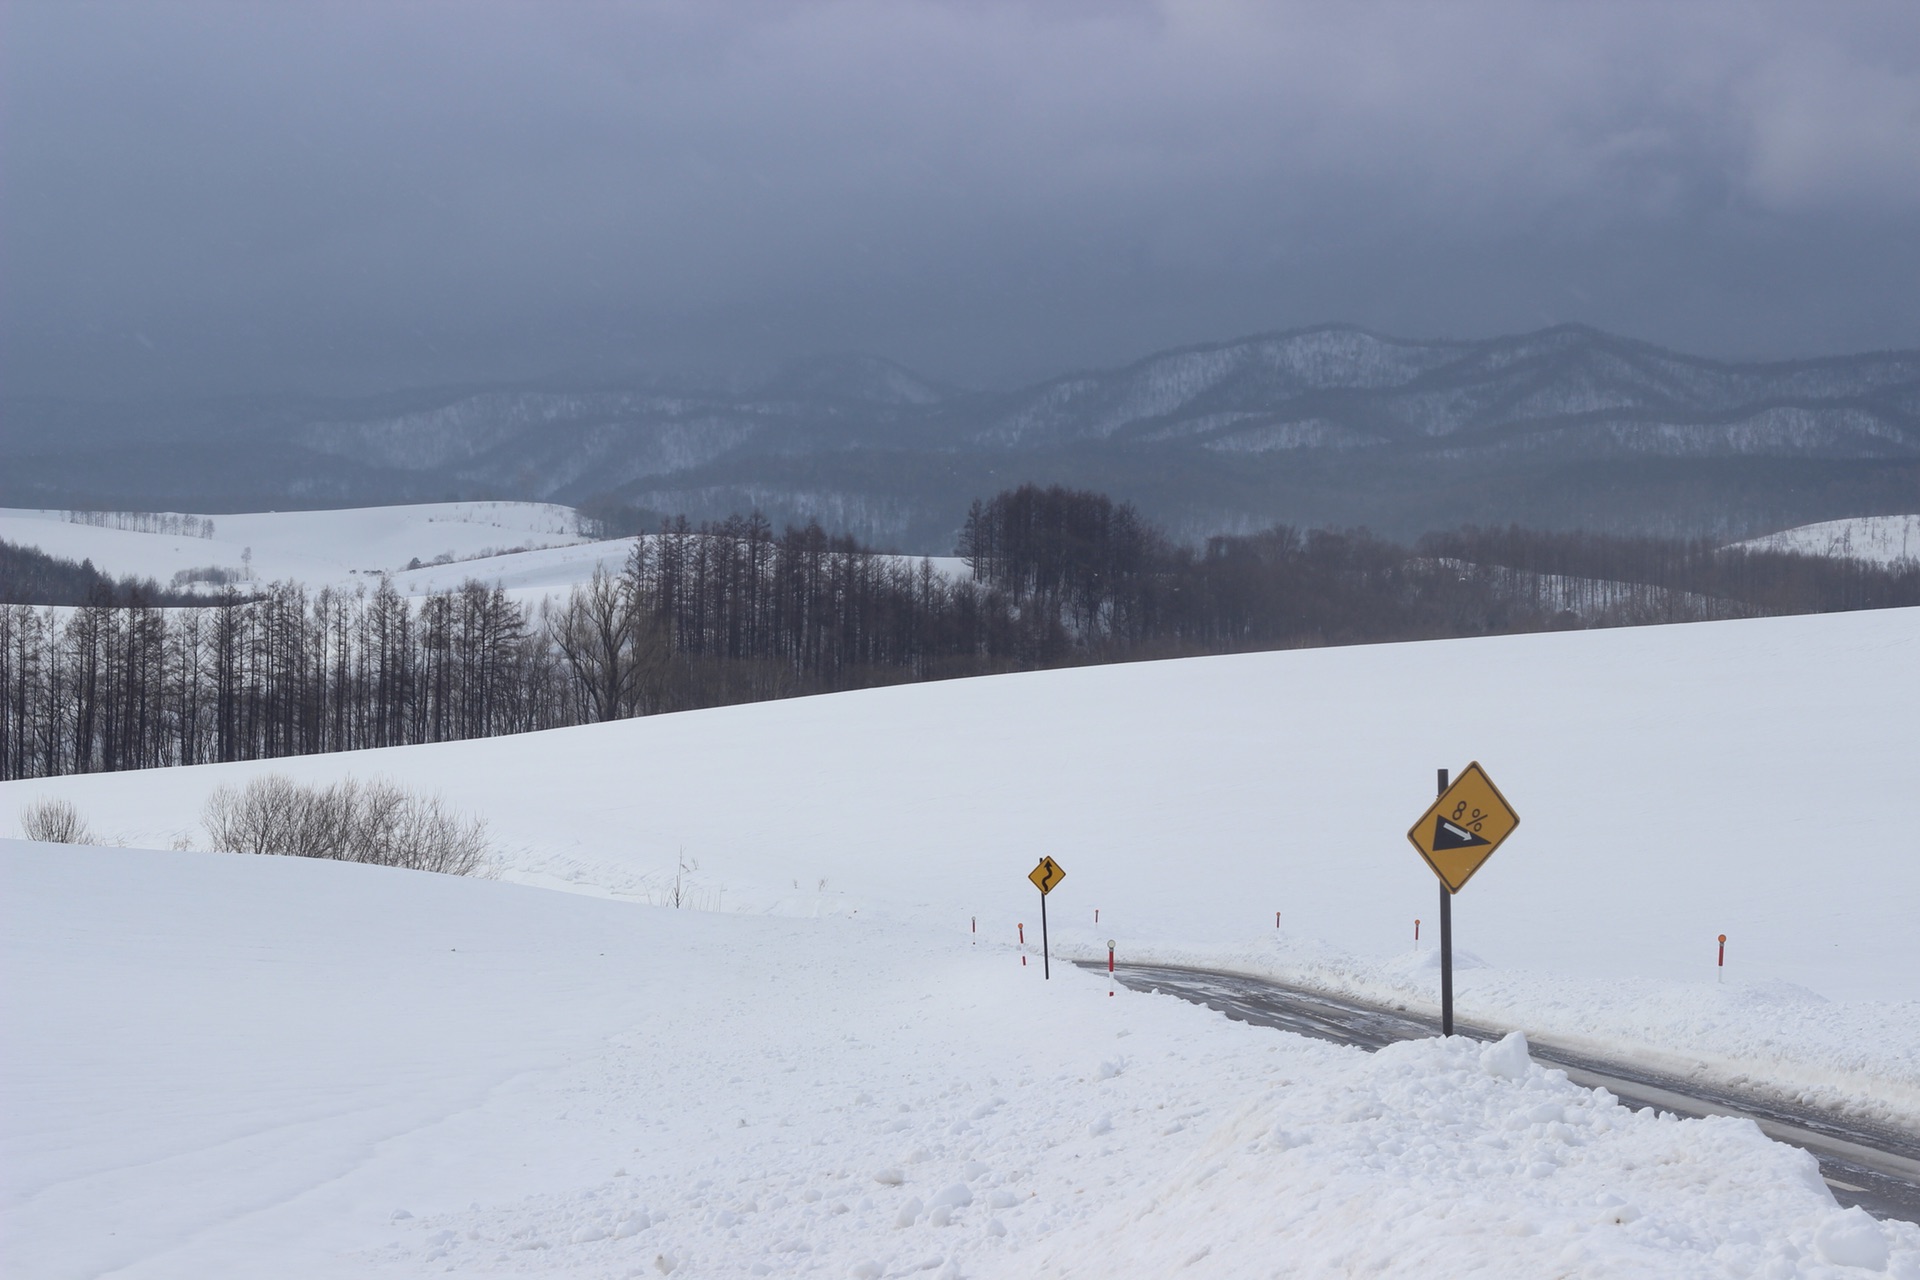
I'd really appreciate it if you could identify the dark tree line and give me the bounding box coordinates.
[1417,524,1920,619]
[6,487,1917,783]
[962,486,1920,652]
[0,538,205,607]
[960,487,1162,647]
[2,578,556,779]
[0,519,1014,782]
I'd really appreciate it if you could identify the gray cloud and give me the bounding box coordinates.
[4,0,1918,401]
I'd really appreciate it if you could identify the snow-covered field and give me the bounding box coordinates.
[6,608,1920,1275]
[0,502,968,606]
[0,501,597,595]
[1737,515,1920,566]
[9,845,1913,1279]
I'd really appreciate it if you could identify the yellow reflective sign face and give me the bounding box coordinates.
[1029,856,1066,895]
[1406,762,1520,893]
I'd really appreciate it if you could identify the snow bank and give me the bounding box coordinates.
[6,843,1916,1278]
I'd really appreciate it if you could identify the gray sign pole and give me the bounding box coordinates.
[1040,885,1051,979]
[1438,766,1454,1037]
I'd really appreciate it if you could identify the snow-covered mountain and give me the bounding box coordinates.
[952,325,1919,456]
[5,328,1916,549]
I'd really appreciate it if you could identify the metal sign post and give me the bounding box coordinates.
[1041,886,1050,979]
[1028,856,1065,979]
[1438,768,1454,1036]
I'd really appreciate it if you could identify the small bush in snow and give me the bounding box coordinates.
[202,775,490,876]
[19,796,94,844]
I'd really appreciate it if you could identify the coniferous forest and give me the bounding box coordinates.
[3,485,1916,782]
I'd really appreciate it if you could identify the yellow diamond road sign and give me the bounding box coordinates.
[1407,762,1519,893]
[1029,856,1065,895]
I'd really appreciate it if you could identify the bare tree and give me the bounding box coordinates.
[19,795,94,843]
[547,565,644,722]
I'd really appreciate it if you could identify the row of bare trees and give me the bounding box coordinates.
[1416,525,1920,616]
[539,515,1009,721]
[0,576,561,780]
[0,520,1013,781]
[6,494,1917,782]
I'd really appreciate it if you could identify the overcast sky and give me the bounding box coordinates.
[4,1,1919,401]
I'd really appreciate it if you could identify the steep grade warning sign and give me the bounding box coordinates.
[1406,762,1520,893]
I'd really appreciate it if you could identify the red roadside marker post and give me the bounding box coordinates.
[1718,933,1727,982]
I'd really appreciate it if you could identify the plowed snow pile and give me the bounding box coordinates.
[4,607,1920,1275]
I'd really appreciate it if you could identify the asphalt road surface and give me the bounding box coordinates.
[1083,960,1920,1225]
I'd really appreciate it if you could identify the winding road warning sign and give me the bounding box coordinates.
[1406,762,1519,893]
[1029,856,1066,895]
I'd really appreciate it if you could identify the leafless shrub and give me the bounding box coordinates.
[168,565,243,589]
[647,850,723,911]
[19,796,94,844]
[202,775,490,876]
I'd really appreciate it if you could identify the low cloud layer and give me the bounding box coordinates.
[4,1,1918,400]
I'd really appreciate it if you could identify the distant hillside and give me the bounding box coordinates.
[4,328,1917,551]
[1734,514,1920,566]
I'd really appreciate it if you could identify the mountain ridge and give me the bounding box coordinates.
[4,324,1915,551]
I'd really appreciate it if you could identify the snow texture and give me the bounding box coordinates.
[6,845,1918,1279]
[4,607,1920,1275]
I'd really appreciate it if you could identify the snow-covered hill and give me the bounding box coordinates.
[0,501,970,612]
[4,609,1918,1275]
[0,501,597,596]
[9,608,1917,1102]
[1737,515,1920,566]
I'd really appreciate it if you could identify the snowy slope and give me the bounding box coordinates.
[8,608,1918,1132]
[1737,515,1920,566]
[6,843,1916,1279]
[2,502,968,606]
[384,538,641,601]
[385,540,969,605]
[0,501,594,594]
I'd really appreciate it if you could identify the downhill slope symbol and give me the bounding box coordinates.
[1431,816,1492,851]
